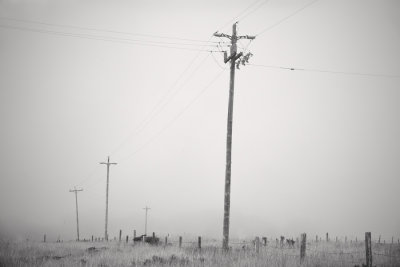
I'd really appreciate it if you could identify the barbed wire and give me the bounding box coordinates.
[373,252,400,259]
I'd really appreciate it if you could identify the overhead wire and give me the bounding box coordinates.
[0,20,225,188]
[256,0,320,37]
[74,165,101,188]
[216,0,265,32]
[63,0,269,193]
[110,0,271,159]
[2,19,227,190]
[118,67,227,163]
[237,0,271,23]
[109,1,262,157]
[83,175,106,192]
[247,63,400,78]
[0,17,220,44]
[109,52,212,156]
[211,52,226,70]
[109,0,272,160]
[0,24,222,52]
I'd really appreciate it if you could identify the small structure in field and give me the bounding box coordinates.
[133,232,160,245]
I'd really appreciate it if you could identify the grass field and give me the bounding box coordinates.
[1,237,399,266]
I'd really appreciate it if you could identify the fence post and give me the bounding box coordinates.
[91,235,93,242]
[326,233,329,242]
[365,232,372,267]
[179,236,182,248]
[198,236,201,250]
[44,234,46,243]
[262,237,267,246]
[165,236,168,246]
[119,230,122,242]
[153,232,155,239]
[378,235,381,244]
[255,237,260,253]
[300,233,306,264]
[126,235,128,243]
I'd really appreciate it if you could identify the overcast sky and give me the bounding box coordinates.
[0,0,399,243]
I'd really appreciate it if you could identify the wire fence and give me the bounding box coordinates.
[66,232,400,266]
[146,234,400,266]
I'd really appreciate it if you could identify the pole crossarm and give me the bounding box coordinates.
[69,189,83,193]
[215,24,254,65]
[100,161,118,166]
[213,32,232,39]
[237,35,256,40]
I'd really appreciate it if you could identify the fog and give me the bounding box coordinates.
[0,0,399,243]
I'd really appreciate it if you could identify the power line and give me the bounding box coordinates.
[238,0,271,23]
[0,23,221,48]
[256,0,320,36]
[109,53,212,156]
[0,17,219,44]
[82,173,105,191]
[75,164,102,188]
[211,52,226,70]
[248,63,400,78]
[0,24,222,52]
[109,32,226,158]
[109,3,263,157]
[216,0,264,32]
[118,67,227,163]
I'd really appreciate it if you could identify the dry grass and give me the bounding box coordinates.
[0,238,399,266]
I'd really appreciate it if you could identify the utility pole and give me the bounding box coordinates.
[100,156,117,241]
[69,187,83,241]
[214,23,255,250]
[143,206,150,236]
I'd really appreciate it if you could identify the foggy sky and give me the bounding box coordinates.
[0,0,399,243]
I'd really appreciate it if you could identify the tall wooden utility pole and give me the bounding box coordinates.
[100,156,117,241]
[69,187,83,241]
[214,22,255,250]
[143,206,150,236]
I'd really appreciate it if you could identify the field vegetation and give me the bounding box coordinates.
[0,237,399,266]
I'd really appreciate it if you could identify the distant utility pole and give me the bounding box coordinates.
[100,156,117,241]
[214,22,255,250]
[143,206,151,236]
[69,187,83,241]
